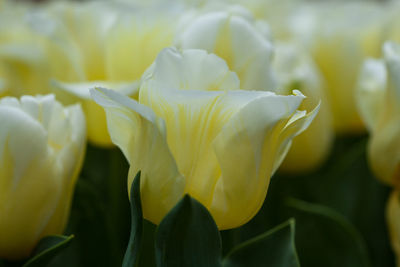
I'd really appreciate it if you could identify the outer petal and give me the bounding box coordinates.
[52,80,138,146]
[356,59,386,132]
[210,91,318,229]
[387,190,400,267]
[91,87,185,224]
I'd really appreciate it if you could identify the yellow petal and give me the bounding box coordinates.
[145,48,240,91]
[91,87,185,224]
[210,91,318,229]
[356,59,386,132]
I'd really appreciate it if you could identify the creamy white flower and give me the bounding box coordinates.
[0,94,86,260]
[50,2,179,146]
[284,2,387,134]
[92,48,318,229]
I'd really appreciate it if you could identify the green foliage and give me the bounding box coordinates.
[223,219,299,267]
[122,172,143,267]
[23,235,74,267]
[155,195,222,267]
[286,198,371,267]
[32,137,394,267]
[50,145,130,267]
[223,137,394,267]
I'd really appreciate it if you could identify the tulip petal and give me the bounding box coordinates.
[210,91,318,229]
[356,59,386,132]
[91,87,185,224]
[146,47,240,92]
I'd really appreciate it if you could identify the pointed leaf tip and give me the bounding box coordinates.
[156,194,222,267]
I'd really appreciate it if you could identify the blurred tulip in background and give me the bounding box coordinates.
[0,94,86,260]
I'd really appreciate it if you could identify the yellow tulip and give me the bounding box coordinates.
[357,42,400,186]
[0,94,86,260]
[387,190,400,267]
[0,2,83,97]
[273,43,333,173]
[49,2,178,146]
[298,2,386,134]
[92,48,318,229]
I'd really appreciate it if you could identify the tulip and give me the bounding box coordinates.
[273,43,333,173]
[0,2,82,97]
[49,2,179,146]
[357,42,400,186]
[284,2,386,134]
[387,190,400,267]
[92,48,318,229]
[0,94,86,260]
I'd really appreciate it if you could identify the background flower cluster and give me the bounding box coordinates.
[1,0,400,266]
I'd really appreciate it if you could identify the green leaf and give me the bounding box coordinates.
[155,195,222,267]
[286,198,372,267]
[23,235,74,267]
[223,219,299,267]
[122,171,143,267]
